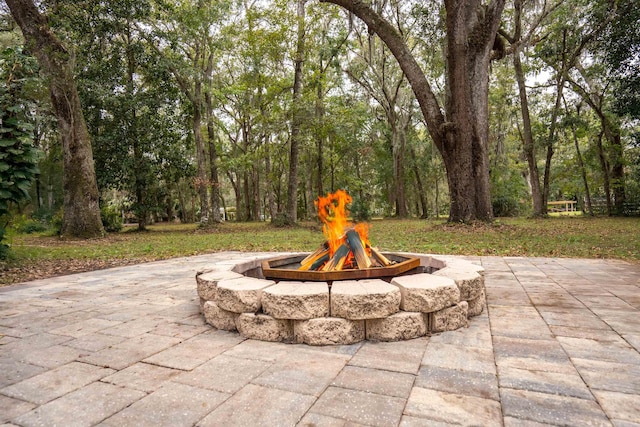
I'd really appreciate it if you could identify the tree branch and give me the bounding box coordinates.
[319,0,445,148]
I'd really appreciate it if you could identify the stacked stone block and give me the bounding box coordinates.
[196,254,486,345]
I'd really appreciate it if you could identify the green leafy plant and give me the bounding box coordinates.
[101,204,123,232]
[1,47,41,258]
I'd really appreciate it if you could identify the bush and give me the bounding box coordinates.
[0,228,9,260]
[350,198,372,222]
[50,208,63,235]
[17,219,47,234]
[492,194,521,217]
[101,205,123,232]
[270,212,294,228]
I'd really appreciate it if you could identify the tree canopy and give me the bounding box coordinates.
[1,0,638,239]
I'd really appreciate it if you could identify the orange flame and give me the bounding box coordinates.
[315,190,369,259]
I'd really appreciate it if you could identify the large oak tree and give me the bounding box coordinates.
[321,0,506,222]
[6,0,104,237]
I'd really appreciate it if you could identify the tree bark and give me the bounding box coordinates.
[410,147,429,218]
[7,0,104,238]
[391,114,409,218]
[508,0,545,217]
[542,71,565,211]
[125,23,147,231]
[205,54,222,223]
[286,0,307,224]
[192,78,210,223]
[513,51,544,216]
[596,131,613,215]
[565,101,593,216]
[321,0,503,223]
[264,139,278,221]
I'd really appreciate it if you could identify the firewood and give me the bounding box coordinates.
[299,247,330,271]
[346,229,372,269]
[309,253,330,270]
[321,243,350,271]
[300,242,329,266]
[370,246,393,266]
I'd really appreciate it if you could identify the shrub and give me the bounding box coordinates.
[492,194,521,217]
[50,208,63,235]
[270,212,294,228]
[350,197,372,222]
[17,219,47,234]
[101,205,123,232]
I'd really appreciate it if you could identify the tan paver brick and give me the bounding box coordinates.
[309,386,406,427]
[99,382,228,427]
[0,361,115,405]
[198,383,314,426]
[13,381,145,427]
[404,387,502,426]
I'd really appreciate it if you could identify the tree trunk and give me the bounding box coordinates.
[125,26,147,231]
[596,131,613,215]
[568,114,593,216]
[315,82,325,198]
[410,147,429,218]
[286,0,307,224]
[264,141,278,221]
[542,73,565,212]
[321,0,503,223]
[610,133,625,215]
[513,51,545,216]
[205,54,222,223]
[7,0,104,238]
[391,119,408,218]
[242,171,251,221]
[192,81,210,223]
[252,167,261,221]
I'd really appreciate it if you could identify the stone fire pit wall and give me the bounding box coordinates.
[196,253,486,345]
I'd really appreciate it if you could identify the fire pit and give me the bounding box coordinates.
[261,253,421,282]
[196,252,485,345]
[196,191,486,345]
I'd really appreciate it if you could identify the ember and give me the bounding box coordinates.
[300,190,393,272]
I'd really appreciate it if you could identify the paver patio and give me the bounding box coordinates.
[1,252,639,426]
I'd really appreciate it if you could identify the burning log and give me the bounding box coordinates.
[309,252,330,270]
[298,190,389,273]
[321,243,350,271]
[369,245,393,267]
[346,229,372,269]
[299,242,329,271]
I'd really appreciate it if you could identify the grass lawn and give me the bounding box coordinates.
[2,216,639,285]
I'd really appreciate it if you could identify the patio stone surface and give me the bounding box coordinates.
[1,252,639,426]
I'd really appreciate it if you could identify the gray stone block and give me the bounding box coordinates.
[196,269,244,301]
[262,281,329,320]
[294,317,364,346]
[430,301,469,332]
[202,300,239,331]
[468,290,485,317]
[433,267,484,300]
[216,276,275,313]
[366,311,428,342]
[331,279,401,320]
[391,273,460,313]
[236,313,294,342]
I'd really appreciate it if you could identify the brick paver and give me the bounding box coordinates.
[1,252,639,426]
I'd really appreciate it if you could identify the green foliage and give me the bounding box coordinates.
[599,0,640,118]
[350,197,371,222]
[50,208,64,235]
[101,205,123,233]
[0,46,41,258]
[16,219,48,234]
